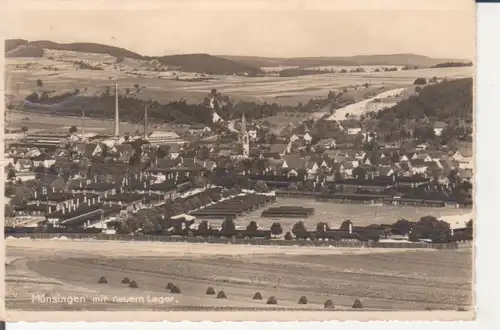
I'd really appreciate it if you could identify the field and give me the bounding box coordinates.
[6,239,472,312]
[206,198,472,231]
[6,110,151,136]
[5,52,473,108]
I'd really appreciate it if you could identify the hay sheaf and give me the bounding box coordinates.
[121,277,130,284]
[170,285,181,294]
[98,276,107,284]
[252,292,262,300]
[216,290,227,299]
[324,300,335,309]
[298,296,308,304]
[129,280,138,288]
[266,296,278,305]
[206,287,216,295]
[352,299,363,309]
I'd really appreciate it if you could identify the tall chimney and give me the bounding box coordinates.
[81,108,85,139]
[114,83,120,136]
[144,104,148,139]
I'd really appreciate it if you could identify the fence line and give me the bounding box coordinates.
[5,233,472,249]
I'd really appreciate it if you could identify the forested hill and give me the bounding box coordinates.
[5,39,143,59]
[5,39,263,75]
[376,78,473,122]
[153,54,263,75]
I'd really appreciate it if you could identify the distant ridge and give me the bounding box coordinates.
[5,39,262,75]
[5,39,470,73]
[218,54,472,68]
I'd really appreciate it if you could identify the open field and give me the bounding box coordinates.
[7,110,151,135]
[6,239,472,312]
[204,198,472,231]
[6,55,473,106]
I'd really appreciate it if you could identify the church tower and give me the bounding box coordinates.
[241,112,250,158]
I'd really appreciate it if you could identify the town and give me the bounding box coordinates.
[4,80,473,246]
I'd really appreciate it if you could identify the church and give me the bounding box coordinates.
[239,112,250,158]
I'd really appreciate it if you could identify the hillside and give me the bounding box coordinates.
[5,39,143,59]
[5,39,263,75]
[376,78,473,122]
[220,54,470,68]
[155,53,263,75]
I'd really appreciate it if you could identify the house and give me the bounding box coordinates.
[433,122,447,136]
[323,150,349,163]
[15,171,37,182]
[10,158,32,172]
[248,129,258,140]
[342,162,355,177]
[305,160,320,175]
[268,143,290,157]
[282,155,306,172]
[196,159,217,171]
[289,132,312,144]
[330,163,346,176]
[412,153,433,162]
[316,138,336,149]
[114,144,136,163]
[378,166,395,177]
[73,143,106,159]
[458,168,473,181]
[407,159,428,175]
[415,143,429,151]
[25,148,42,158]
[31,154,56,168]
[425,161,442,173]
[188,124,211,135]
[451,148,473,169]
[347,127,362,135]
[354,151,367,161]
[146,130,182,144]
[24,131,68,147]
[167,144,183,159]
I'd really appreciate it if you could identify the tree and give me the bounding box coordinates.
[292,221,307,235]
[352,167,367,180]
[7,168,16,181]
[36,79,43,87]
[191,175,209,188]
[340,220,353,231]
[414,77,427,85]
[198,220,209,233]
[69,125,78,134]
[316,222,330,233]
[393,219,413,234]
[246,221,259,232]
[254,180,268,193]
[270,222,283,236]
[21,126,28,133]
[5,204,14,218]
[34,165,46,179]
[221,217,236,233]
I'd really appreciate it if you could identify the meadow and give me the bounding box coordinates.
[6,52,473,108]
[6,239,472,312]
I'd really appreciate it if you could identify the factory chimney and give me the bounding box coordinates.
[114,83,120,137]
[144,104,148,139]
[81,108,85,140]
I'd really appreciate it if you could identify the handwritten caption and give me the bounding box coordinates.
[32,294,178,305]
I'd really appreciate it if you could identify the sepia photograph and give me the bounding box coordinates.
[2,0,475,321]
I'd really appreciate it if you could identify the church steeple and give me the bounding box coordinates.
[240,111,249,158]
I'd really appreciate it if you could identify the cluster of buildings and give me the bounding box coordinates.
[4,83,473,236]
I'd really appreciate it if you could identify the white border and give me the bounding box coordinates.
[3,1,499,329]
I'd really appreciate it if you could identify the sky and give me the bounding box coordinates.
[2,0,475,59]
